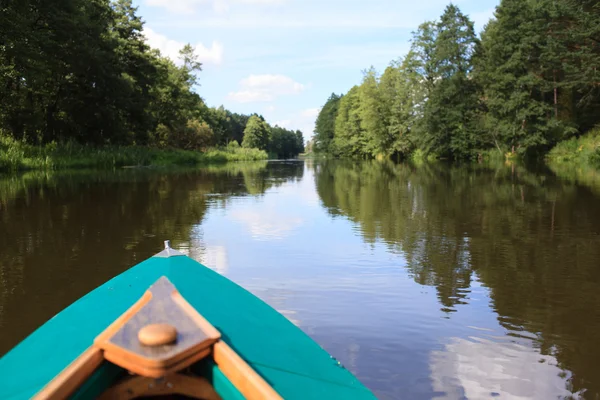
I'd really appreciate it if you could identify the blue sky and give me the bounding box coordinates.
[136,0,500,138]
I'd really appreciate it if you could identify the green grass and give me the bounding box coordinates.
[546,128,600,167]
[0,135,267,172]
[410,149,439,164]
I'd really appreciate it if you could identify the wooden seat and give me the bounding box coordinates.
[94,277,221,378]
[34,276,282,400]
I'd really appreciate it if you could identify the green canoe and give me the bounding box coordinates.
[0,241,376,399]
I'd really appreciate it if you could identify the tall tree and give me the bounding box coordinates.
[295,130,305,154]
[242,115,271,150]
[357,67,389,157]
[314,93,342,153]
[422,4,481,159]
[476,0,562,155]
[333,86,367,157]
[388,52,425,157]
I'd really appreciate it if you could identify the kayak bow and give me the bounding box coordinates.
[0,241,376,399]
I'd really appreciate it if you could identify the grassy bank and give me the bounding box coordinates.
[546,128,600,167]
[0,135,267,172]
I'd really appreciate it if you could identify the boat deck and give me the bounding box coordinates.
[0,255,376,399]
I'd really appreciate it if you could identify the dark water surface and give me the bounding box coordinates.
[1,160,600,399]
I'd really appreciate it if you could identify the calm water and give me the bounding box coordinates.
[1,160,600,399]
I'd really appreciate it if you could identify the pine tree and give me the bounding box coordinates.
[422,4,480,159]
[476,0,558,155]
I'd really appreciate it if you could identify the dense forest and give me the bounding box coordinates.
[0,0,304,159]
[313,0,600,161]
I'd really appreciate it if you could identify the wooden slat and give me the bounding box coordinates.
[34,347,104,400]
[98,374,221,400]
[172,291,221,339]
[213,341,282,400]
[103,347,211,378]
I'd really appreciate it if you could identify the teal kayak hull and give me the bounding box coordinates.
[0,253,376,399]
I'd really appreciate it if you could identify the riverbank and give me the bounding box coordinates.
[0,136,267,172]
[546,129,600,168]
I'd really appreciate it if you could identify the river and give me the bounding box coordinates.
[1,160,599,399]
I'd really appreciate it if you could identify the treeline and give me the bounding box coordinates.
[241,116,305,158]
[314,0,600,160]
[0,0,304,158]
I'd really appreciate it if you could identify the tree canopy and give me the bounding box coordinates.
[242,116,271,150]
[313,1,600,160]
[0,0,305,158]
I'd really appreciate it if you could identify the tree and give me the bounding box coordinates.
[242,116,271,150]
[388,52,424,157]
[539,0,600,133]
[476,0,560,155]
[312,0,600,161]
[357,67,389,157]
[314,93,342,153]
[295,130,305,154]
[422,4,481,159]
[333,86,367,157]
[0,0,277,152]
[269,126,304,158]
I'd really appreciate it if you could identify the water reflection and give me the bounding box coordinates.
[430,337,577,399]
[1,160,599,399]
[313,160,600,398]
[0,161,300,354]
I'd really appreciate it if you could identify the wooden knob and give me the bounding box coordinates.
[138,323,177,346]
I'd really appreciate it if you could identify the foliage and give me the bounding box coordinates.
[242,116,271,150]
[313,94,342,153]
[269,126,304,158]
[313,0,600,162]
[0,133,267,172]
[423,5,481,159]
[0,0,304,158]
[547,127,600,166]
[332,86,367,157]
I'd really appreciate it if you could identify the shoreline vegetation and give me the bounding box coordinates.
[0,1,304,168]
[0,134,268,172]
[546,129,600,168]
[311,0,600,169]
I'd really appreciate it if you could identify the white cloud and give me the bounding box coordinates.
[143,27,224,66]
[195,41,225,65]
[228,74,305,103]
[145,0,282,14]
